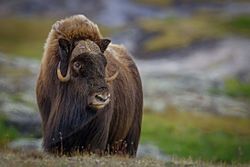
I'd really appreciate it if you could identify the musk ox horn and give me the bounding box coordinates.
[57,62,71,82]
[105,70,119,82]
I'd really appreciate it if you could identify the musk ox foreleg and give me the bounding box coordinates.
[45,114,111,155]
[80,113,111,154]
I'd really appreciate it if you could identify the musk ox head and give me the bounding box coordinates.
[56,38,118,110]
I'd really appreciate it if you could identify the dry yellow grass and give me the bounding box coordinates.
[139,15,225,52]
[0,17,116,59]
[0,149,165,167]
[1,149,248,167]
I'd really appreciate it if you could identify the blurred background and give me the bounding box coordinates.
[0,0,250,164]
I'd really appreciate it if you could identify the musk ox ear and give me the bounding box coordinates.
[97,39,111,53]
[58,38,71,60]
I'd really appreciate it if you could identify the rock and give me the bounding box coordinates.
[0,54,41,136]
[137,38,250,117]
[8,138,42,151]
[137,144,170,161]
[2,102,41,137]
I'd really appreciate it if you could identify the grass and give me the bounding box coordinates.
[0,115,20,146]
[141,109,250,163]
[0,17,115,59]
[210,78,250,100]
[139,14,250,52]
[224,79,250,98]
[0,17,54,59]
[0,149,248,167]
[139,15,225,52]
[0,150,166,167]
[134,0,172,7]
[224,15,250,36]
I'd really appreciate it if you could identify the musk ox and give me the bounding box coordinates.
[36,15,143,156]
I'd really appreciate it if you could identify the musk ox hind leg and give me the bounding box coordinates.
[124,83,143,157]
[107,117,142,157]
[124,115,142,157]
[107,104,143,157]
[126,77,143,157]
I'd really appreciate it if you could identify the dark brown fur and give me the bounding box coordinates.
[36,15,143,156]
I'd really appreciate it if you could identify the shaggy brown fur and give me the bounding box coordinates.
[36,15,143,156]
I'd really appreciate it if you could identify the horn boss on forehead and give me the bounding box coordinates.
[72,39,102,56]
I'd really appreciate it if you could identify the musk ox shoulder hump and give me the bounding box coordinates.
[51,15,102,42]
[42,15,103,64]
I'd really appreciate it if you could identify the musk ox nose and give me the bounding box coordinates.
[95,93,110,102]
[88,92,111,109]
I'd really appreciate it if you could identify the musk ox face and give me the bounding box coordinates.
[56,38,117,110]
[71,53,110,109]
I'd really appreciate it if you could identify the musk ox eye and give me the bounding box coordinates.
[73,62,81,70]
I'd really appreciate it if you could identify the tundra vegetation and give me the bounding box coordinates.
[0,10,250,167]
[0,116,20,146]
[138,14,250,52]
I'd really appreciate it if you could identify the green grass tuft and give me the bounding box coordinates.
[225,15,250,36]
[210,78,250,100]
[141,109,250,163]
[134,0,172,7]
[224,79,250,98]
[0,115,20,146]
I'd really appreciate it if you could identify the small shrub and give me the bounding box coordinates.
[0,115,20,146]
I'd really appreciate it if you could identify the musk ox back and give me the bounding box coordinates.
[36,15,143,156]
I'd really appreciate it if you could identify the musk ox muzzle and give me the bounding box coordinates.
[88,92,111,109]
